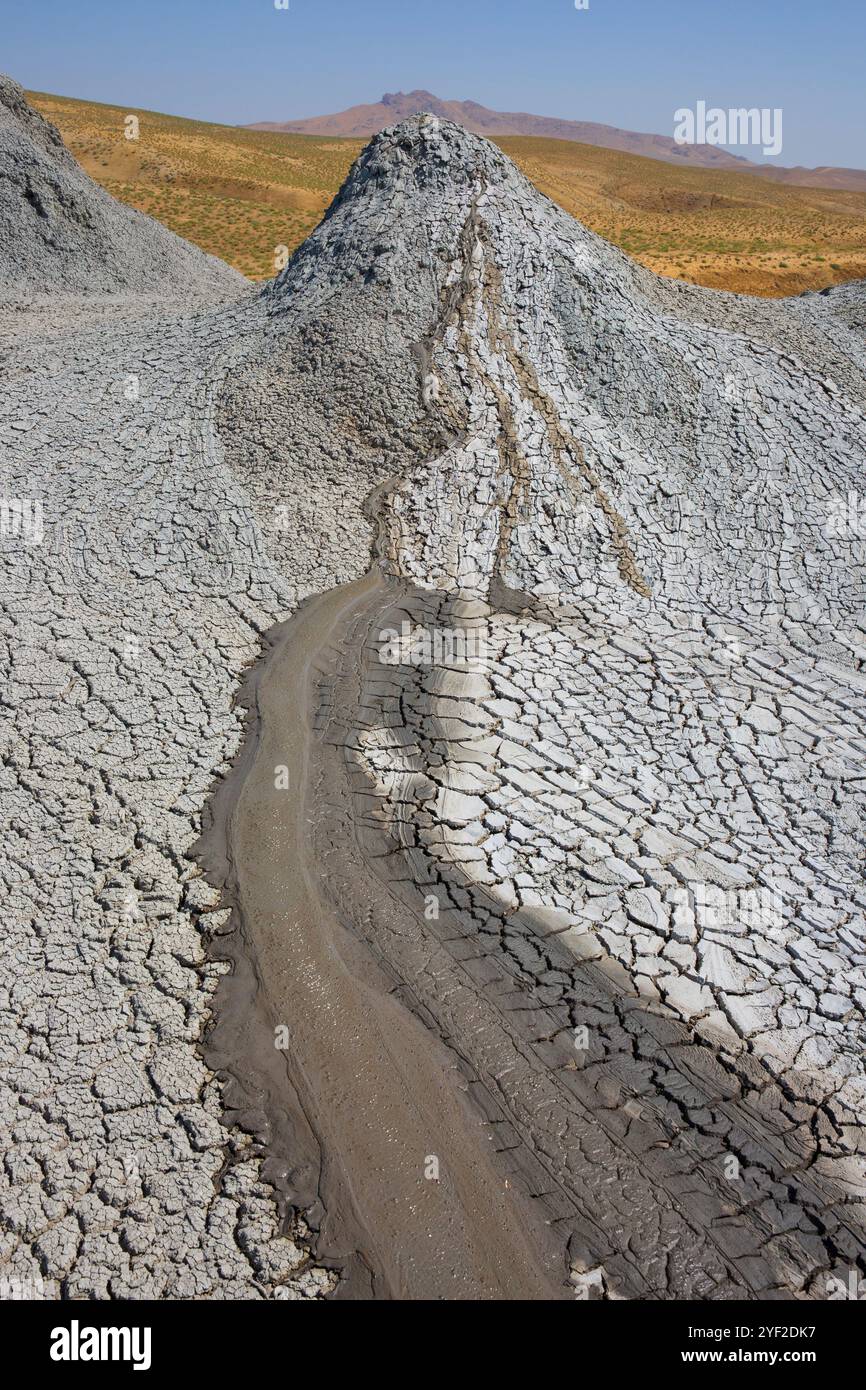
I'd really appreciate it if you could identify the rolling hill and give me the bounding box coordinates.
[28,89,866,296]
[248,88,752,169]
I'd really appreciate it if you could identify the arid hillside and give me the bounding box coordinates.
[29,89,866,295]
[27,90,360,281]
[500,134,866,295]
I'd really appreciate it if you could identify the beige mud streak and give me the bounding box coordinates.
[231,570,567,1300]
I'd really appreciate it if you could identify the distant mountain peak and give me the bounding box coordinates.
[247,90,755,171]
[381,89,438,106]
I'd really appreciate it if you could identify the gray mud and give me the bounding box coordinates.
[196,568,574,1299]
[197,558,866,1300]
[4,80,866,1301]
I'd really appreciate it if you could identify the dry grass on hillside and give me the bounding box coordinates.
[500,135,866,296]
[30,90,866,296]
[30,90,360,280]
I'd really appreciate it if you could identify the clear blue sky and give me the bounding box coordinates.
[4,0,865,168]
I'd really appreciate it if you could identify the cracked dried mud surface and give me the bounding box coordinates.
[1,79,865,1300]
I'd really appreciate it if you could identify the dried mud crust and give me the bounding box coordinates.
[218,115,865,1296]
[0,295,346,1299]
[308,580,866,1299]
[2,85,866,1302]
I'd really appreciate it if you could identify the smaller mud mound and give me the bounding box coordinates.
[0,74,245,300]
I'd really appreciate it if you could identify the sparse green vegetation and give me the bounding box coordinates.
[29,89,866,296]
[497,134,866,294]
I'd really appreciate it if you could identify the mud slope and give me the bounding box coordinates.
[0,74,244,299]
[213,115,866,1298]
